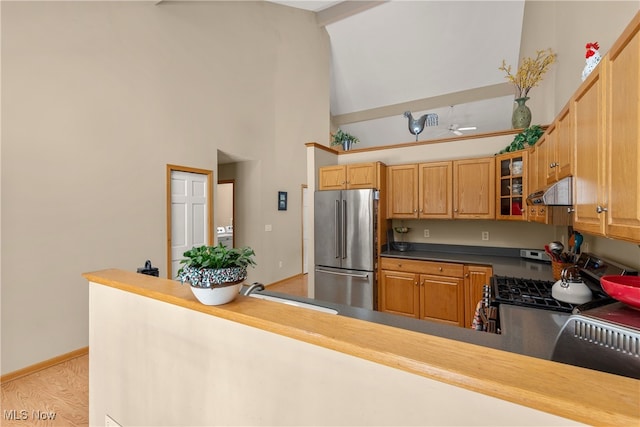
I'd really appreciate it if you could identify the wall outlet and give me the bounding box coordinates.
[482,231,489,241]
[278,261,283,268]
[265,224,273,232]
[424,229,430,238]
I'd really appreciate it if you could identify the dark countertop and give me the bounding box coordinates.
[381,243,555,281]
[251,288,566,364]
[253,245,564,364]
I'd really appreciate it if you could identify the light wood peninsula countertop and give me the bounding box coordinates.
[83,269,640,426]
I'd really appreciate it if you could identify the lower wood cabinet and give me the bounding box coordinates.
[379,258,492,328]
[379,258,465,327]
[463,265,493,328]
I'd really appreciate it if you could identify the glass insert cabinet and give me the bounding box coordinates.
[496,151,528,220]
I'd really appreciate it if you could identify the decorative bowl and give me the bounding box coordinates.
[601,275,640,309]
[392,242,411,252]
[179,266,246,287]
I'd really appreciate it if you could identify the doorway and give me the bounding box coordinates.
[166,165,213,279]
[302,185,309,274]
[216,180,235,248]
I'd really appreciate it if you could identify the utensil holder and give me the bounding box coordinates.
[552,261,573,280]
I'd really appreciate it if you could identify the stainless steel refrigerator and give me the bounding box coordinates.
[314,189,377,310]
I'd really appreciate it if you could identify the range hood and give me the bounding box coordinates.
[526,177,573,206]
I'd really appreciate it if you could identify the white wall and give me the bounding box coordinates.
[522,1,640,126]
[1,1,329,374]
[89,283,581,426]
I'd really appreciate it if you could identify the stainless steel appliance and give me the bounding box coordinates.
[526,176,573,206]
[478,252,639,378]
[314,189,377,310]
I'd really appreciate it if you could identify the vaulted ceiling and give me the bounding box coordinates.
[269,0,527,147]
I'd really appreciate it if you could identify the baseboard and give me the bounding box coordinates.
[0,346,89,383]
[266,272,306,287]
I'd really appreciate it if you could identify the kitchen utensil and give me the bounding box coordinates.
[568,233,575,254]
[549,241,564,262]
[601,275,640,309]
[544,244,556,261]
[552,265,592,304]
[574,232,584,254]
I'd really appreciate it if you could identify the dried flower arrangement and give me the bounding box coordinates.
[499,49,557,99]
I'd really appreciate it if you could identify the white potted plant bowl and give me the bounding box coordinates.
[180,265,246,306]
[190,282,242,305]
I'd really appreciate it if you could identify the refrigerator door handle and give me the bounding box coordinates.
[342,199,347,259]
[315,267,369,279]
[334,200,340,259]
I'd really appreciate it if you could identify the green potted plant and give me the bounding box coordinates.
[331,129,359,151]
[498,125,544,154]
[178,243,256,305]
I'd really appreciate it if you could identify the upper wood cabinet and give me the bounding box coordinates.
[419,161,453,219]
[573,12,640,243]
[573,61,606,236]
[555,106,574,180]
[318,162,382,190]
[388,158,491,220]
[496,151,527,221]
[605,17,640,242]
[544,106,574,185]
[453,157,495,219]
[387,164,419,218]
[530,138,552,224]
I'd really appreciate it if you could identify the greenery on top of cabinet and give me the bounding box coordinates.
[499,125,544,153]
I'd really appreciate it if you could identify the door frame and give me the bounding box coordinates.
[166,164,214,279]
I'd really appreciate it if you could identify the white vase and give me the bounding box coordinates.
[190,283,241,305]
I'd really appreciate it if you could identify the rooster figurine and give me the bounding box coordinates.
[582,42,601,81]
[403,111,438,141]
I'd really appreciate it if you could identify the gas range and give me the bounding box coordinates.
[480,252,640,378]
[492,276,578,313]
[476,252,637,333]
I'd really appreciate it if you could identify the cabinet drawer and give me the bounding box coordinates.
[380,258,463,277]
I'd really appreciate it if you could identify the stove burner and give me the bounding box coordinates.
[492,276,576,312]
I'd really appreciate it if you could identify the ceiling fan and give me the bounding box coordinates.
[448,123,477,136]
[439,106,477,137]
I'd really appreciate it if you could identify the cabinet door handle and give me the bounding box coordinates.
[596,205,608,213]
[567,207,575,213]
[438,267,443,272]
[549,162,558,168]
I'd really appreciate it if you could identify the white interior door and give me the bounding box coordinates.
[170,170,209,279]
